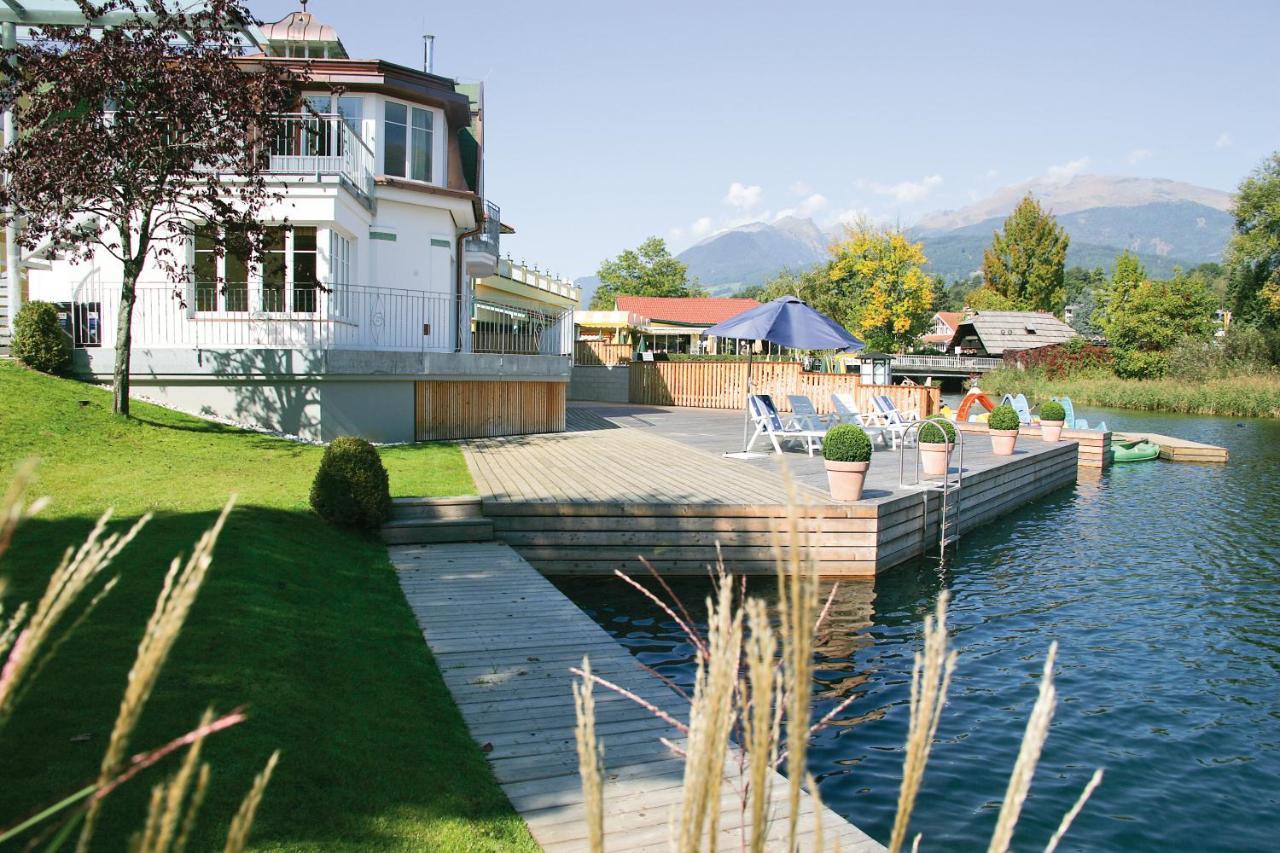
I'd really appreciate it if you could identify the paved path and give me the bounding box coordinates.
[391,541,883,852]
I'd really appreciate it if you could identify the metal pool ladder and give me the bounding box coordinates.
[898,417,965,558]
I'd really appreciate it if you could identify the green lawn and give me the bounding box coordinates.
[0,363,536,851]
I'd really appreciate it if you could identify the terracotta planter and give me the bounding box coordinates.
[825,460,870,501]
[1040,420,1064,443]
[990,428,1019,456]
[919,442,952,477]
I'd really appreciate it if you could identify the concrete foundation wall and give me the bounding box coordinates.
[568,365,630,403]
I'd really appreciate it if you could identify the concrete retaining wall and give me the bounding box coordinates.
[568,365,630,403]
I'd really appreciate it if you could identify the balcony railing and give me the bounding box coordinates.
[268,113,375,199]
[464,200,501,261]
[67,283,573,356]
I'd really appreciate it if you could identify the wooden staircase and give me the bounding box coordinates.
[379,496,493,545]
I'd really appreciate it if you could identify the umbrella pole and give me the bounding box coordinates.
[740,346,754,452]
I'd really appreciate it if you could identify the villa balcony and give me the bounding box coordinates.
[267,113,375,200]
[464,200,501,278]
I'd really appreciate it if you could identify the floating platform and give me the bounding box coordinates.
[1113,431,1229,464]
[461,405,1080,577]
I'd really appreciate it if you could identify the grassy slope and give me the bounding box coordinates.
[0,363,535,851]
[981,366,1280,418]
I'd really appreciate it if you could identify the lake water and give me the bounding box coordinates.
[553,407,1280,851]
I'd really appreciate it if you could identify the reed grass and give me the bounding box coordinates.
[571,480,1103,851]
[981,366,1280,418]
[0,470,276,851]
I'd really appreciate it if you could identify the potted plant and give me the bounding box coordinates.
[823,424,873,501]
[1039,400,1066,442]
[918,418,956,477]
[987,403,1021,456]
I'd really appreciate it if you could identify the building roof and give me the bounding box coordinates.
[614,296,761,327]
[952,311,1078,355]
[935,311,964,331]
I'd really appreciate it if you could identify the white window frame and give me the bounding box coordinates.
[188,224,320,316]
[380,97,439,185]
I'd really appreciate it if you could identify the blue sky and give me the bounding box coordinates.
[256,0,1279,280]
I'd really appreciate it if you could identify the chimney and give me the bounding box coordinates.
[423,34,435,74]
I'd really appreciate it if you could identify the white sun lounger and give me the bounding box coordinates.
[747,394,826,456]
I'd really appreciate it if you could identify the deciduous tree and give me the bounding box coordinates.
[0,0,299,415]
[825,225,935,352]
[982,194,1070,313]
[1226,151,1280,324]
[589,237,703,309]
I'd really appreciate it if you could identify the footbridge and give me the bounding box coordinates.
[891,354,1003,378]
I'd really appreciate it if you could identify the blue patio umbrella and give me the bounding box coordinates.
[702,296,864,454]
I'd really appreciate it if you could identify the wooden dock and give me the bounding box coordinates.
[1114,431,1229,463]
[391,541,883,852]
[462,409,1079,577]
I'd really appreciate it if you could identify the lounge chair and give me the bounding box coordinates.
[1000,393,1034,425]
[867,395,920,449]
[786,394,836,432]
[831,394,889,447]
[746,394,825,456]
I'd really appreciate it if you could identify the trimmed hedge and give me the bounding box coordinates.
[1040,400,1066,422]
[919,418,956,444]
[822,424,872,462]
[11,300,70,375]
[988,404,1021,431]
[309,436,392,529]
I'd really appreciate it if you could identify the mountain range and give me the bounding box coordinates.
[576,175,1236,303]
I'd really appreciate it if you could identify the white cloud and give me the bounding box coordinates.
[870,174,943,204]
[985,168,999,179]
[690,216,714,237]
[1045,157,1089,183]
[724,181,763,210]
[789,180,814,196]
[775,193,829,221]
[668,226,685,240]
[1128,148,1152,164]
[1215,132,1232,149]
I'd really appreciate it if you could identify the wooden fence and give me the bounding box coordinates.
[627,361,938,416]
[574,341,632,366]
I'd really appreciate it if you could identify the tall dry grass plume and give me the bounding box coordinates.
[572,475,1103,851]
[0,469,280,851]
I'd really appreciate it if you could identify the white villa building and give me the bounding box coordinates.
[17,5,574,442]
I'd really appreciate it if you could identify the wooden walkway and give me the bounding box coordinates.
[391,541,883,852]
[1114,431,1229,463]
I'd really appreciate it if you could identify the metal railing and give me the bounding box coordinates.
[464,200,501,261]
[893,354,1004,371]
[68,283,574,356]
[267,113,375,198]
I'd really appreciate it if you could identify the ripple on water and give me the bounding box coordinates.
[553,409,1280,851]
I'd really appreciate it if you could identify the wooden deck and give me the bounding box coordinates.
[391,541,883,852]
[1114,431,1229,463]
[462,407,1080,576]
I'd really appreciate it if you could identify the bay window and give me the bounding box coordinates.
[193,224,318,313]
[383,100,433,182]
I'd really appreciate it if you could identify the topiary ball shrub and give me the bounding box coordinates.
[1040,400,1066,422]
[919,419,956,445]
[988,404,1021,432]
[822,424,872,463]
[309,436,391,530]
[11,301,71,375]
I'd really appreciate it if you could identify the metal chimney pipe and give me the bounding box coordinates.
[423,34,435,74]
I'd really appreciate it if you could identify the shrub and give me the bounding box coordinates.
[1112,349,1169,379]
[1221,324,1273,372]
[988,404,1021,431]
[822,424,872,463]
[1003,341,1113,377]
[309,436,391,529]
[1165,336,1216,381]
[11,300,70,375]
[918,418,956,444]
[1039,400,1066,422]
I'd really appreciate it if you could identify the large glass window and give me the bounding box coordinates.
[383,100,433,182]
[192,224,316,313]
[194,225,218,312]
[292,227,318,313]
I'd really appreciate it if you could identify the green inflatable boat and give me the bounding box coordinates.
[1112,439,1161,463]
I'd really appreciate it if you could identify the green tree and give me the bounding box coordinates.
[1102,271,1217,353]
[1095,251,1147,333]
[1226,151,1280,324]
[589,237,703,309]
[982,194,1070,313]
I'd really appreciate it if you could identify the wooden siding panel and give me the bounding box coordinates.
[414,380,566,441]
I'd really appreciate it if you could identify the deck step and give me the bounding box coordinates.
[389,495,484,522]
[380,516,494,545]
